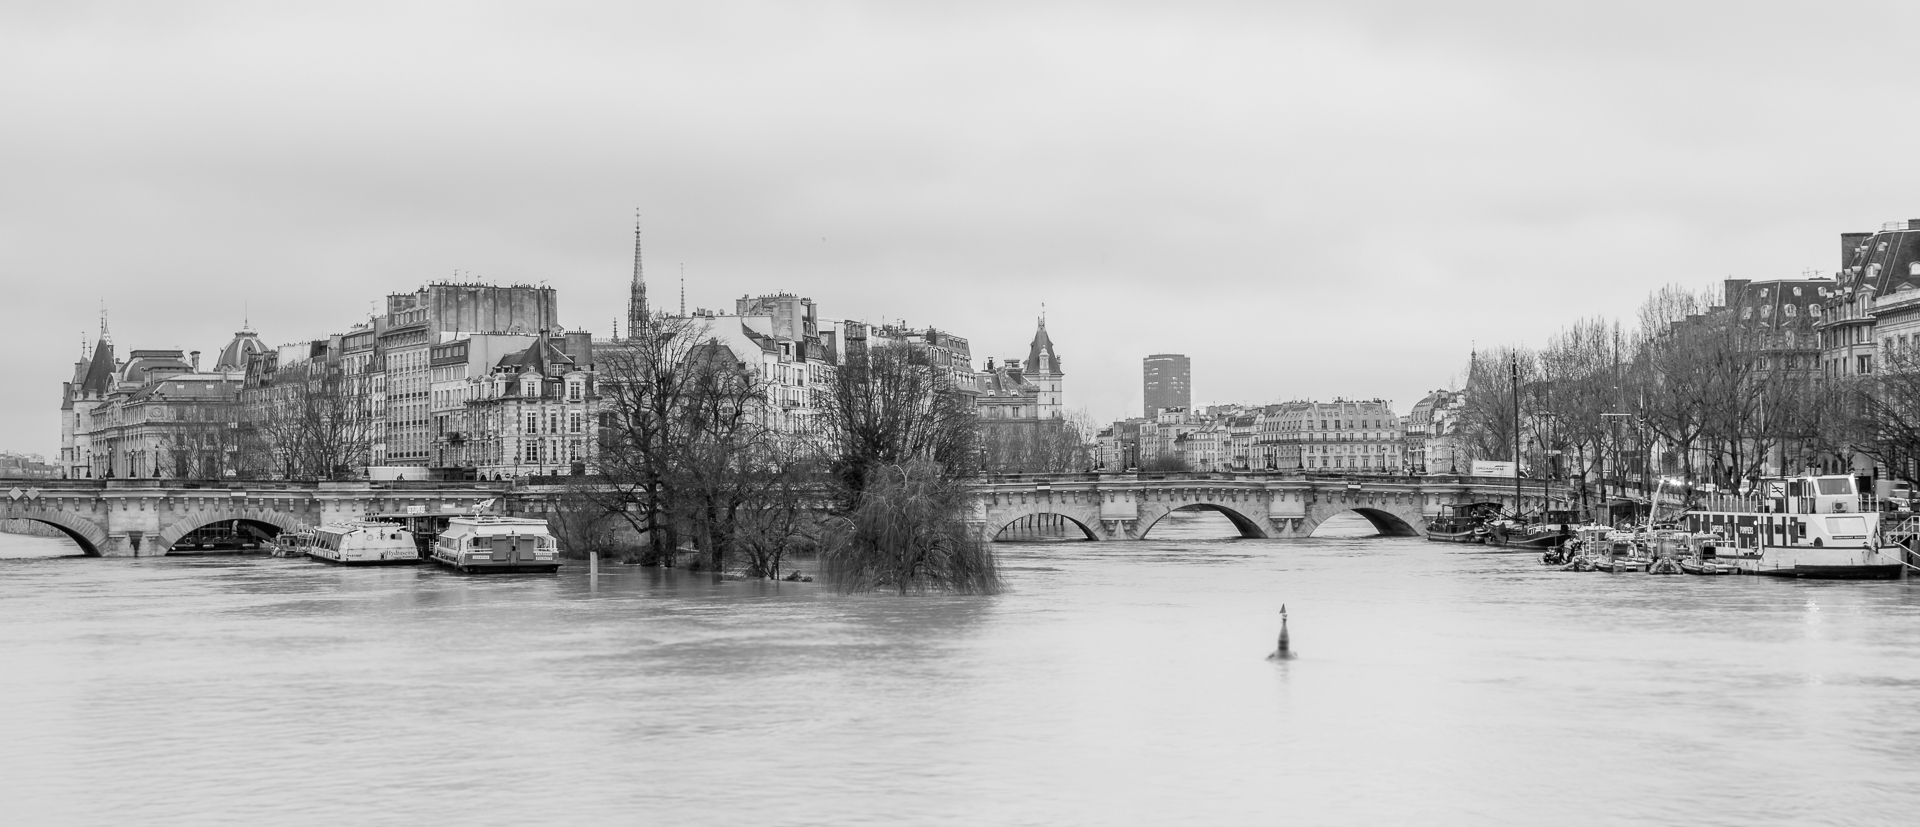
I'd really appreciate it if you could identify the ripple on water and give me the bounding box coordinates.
[3,527,1919,826]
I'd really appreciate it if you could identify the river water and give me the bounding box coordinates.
[3,514,1918,826]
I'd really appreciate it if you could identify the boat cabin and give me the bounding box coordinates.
[432,516,561,574]
[1684,474,1880,553]
[308,520,421,564]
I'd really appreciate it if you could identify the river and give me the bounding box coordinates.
[3,513,1918,826]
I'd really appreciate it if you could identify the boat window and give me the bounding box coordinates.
[1816,478,1852,496]
[1827,516,1867,536]
[470,537,492,550]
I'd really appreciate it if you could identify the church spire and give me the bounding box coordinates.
[627,210,648,338]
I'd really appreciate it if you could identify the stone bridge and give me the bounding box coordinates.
[973,473,1570,541]
[2,473,1572,556]
[0,480,507,556]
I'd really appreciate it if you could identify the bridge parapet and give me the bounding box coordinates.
[974,474,1577,542]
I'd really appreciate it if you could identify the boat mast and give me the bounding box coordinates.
[1512,354,1522,517]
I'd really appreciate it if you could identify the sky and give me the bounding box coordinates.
[7,0,1920,459]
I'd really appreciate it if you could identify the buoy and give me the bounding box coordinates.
[1268,604,1294,660]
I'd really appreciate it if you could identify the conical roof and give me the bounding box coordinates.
[80,336,116,396]
[1026,317,1060,376]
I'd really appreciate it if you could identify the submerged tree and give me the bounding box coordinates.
[816,341,997,594]
[820,461,1001,595]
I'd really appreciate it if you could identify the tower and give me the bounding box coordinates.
[1142,353,1191,418]
[1026,314,1064,419]
[626,211,648,338]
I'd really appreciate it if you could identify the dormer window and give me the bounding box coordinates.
[522,378,539,397]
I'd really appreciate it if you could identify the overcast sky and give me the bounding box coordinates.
[7,1,1920,458]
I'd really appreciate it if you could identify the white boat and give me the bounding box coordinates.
[307,521,423,565]
[431,516,561,574]
[267,527,316,558]
[1683,474,1905,580]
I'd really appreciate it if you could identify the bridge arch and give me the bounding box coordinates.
[990,511,1100,542]
[1321,507,1421,537]
[0,509,108,556]
[1140,503,1269,540]
[154,507,296,554]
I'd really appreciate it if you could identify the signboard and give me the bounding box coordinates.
[406,505,427,515]
[1471,460,1516,478]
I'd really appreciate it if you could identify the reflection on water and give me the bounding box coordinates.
[3,528,1919,825]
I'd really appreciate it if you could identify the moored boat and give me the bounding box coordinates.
[431,516,561,574]
[1550,525,1610,570]
[1427,502,1502,544]
[1683,474,1905,580]
[307,521,423,565]
[267,527,316,558]
[1677,532,1738,575]
[1486,508,1582,551]
[1593,530,1650,573]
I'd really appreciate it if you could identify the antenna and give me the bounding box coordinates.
[680,263,685,316]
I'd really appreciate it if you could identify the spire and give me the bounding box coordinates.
[98,301,111,347]
[627,210,648,338]
[1027,310,1059,378]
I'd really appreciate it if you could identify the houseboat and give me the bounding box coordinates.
[1426,502,1502,543]
[1485,508,1582,551]
[431,516,561,574]
[306,521,423,565]
[1682,474,1905,579]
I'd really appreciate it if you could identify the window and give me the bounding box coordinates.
[1828,516,1868,537]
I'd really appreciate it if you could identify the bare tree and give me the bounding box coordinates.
[1831,345,1920,486]
[816,341,980,507]
[980,408,1097,474]
[815,341,996,594]
[587,315,712,562]
[240,360,372,480]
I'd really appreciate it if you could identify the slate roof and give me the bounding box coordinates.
[495,337,575,376]
[1026,318,1060,375]
[79,336,117,396]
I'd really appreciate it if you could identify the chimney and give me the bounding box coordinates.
[190,350,201,372]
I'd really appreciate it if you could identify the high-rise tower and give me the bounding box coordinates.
[1142,353,1191,418]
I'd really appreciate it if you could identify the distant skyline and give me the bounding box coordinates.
[10,2,1920,458]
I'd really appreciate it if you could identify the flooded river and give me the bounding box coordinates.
[4,514,1918,825]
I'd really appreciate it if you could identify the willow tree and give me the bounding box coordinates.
[815,341,997,594]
